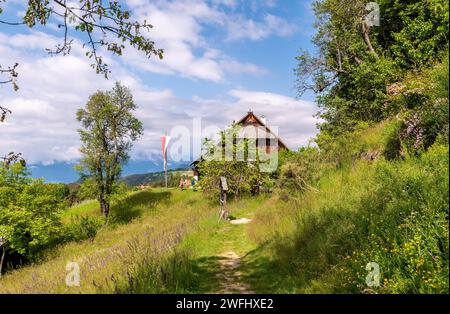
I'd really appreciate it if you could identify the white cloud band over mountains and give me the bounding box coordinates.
[0,0,318,166]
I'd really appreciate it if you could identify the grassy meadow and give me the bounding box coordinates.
[0,189,214,293]
[0,121,448,294]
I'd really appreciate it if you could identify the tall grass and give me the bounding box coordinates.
[0,131,447,294]
[0,189,215,293]
[248,144,449,293]
[119,196,268,294]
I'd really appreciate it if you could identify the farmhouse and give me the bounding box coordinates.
[191,110,288,177]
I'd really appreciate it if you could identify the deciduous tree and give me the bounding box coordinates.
[77,82,143,217]
[295,0,448,135]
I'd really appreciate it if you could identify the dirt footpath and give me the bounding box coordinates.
[216,251,255,294]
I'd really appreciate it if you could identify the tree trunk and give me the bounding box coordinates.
[99,196,110,217]
[361,21,379,59]
[219,190,228,222]
[104,201,110,217]
[0,247,5,277]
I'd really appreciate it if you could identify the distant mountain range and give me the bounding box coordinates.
[120,167,193,187]
[29,160,192,183]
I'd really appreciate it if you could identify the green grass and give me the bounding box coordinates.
[109,195,266,294]
[170,197,264,293]
[0,189,214,293]
[61,188,172,222]
[0,132,448,294]
[243,144,449,294]
[60,199,99,223]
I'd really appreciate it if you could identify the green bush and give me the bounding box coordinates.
[65,215,104,241]
[277,146,327,195]
[198,160,272,199]
[387,54,449,154]
[0,163,66,259]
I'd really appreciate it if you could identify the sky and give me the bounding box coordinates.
[0,0,319,182]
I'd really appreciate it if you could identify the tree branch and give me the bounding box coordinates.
[361,19,379,59]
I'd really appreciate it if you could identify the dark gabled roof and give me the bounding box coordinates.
[191,111,289,166]
[190,156,203,166]
[236,111,289,150]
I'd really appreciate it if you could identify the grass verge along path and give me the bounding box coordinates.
[177,197,265,293]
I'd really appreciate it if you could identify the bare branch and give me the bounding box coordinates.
[1,152,26,168]
[0,19,25,25]
[1,0,163,88]
[361,19,379,59]
[0,105,11,123]
[0,0,163,123]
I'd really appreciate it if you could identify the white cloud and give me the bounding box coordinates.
[7,32,59,51]
[0,32,119,164]
[118,0,228,81]
[2,0,296,82]
[226,14,297,41]
[0,39,318,164]
[118,0,296,80]
[0,1,314,167]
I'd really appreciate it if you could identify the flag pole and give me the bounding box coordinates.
[165,131,168,189]
[161,133,169,189]
[164,150,168,189]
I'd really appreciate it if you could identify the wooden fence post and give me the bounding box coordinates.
[219,176,228,222]
[0,236,5,277]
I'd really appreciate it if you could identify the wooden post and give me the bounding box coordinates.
[165,166,168,189]
[219,176,228,222]
[0,236,5,277]
[161,134,170,189]
[0,248,4,277]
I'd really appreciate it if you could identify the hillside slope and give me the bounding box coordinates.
[1,131,447,294]
[0,189,214,293]
[120,168,192,187]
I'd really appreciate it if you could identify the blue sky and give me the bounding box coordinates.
[0,0,319,182]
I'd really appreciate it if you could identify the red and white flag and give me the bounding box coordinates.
[161,135,170,169]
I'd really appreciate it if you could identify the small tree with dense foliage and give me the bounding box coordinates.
[0,161,66,268]
[197,125,273,199]
[77,82,143,217]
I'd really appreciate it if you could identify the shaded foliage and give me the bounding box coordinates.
[296,0,448,136]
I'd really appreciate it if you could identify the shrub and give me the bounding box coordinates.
[198,160,272,199]
[0,163,66,260]
[65,215,104,241]
[387,54,449,154]
[277,146,326,195]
